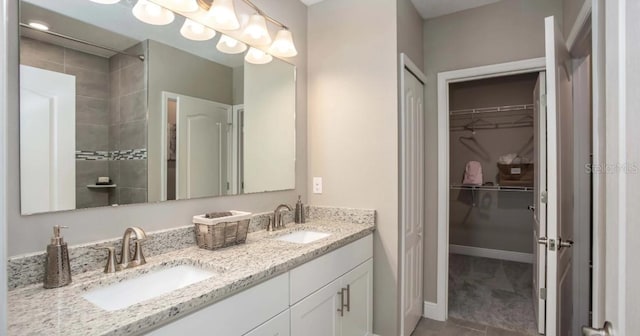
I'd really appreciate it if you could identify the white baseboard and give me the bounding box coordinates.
[449,244,534,264]
[423,301,446,321]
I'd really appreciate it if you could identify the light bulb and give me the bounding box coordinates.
[89,0,121,4]
[242,14,271,46]
[132,0,175,26]
[207,0,240,31]
[245,47,272,65]
[269,29,297,57]
[216,35,247,54]
[180,18,216,41]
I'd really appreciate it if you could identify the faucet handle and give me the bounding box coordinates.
[130,241,146,267]
[93,246,118,273]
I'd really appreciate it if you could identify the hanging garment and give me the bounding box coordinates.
[463,161,483,185]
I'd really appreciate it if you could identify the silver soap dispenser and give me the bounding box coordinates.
[44,225,72,289]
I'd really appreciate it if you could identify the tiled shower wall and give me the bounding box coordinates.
[108,42,148,206]
[19,37,148,209]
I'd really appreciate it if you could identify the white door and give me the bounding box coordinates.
[543,16,574,336]
[532,71,547,334]
[290,278,342,336]
[400,66,425,336]
[341,259,373,336]
[176,95,231,199]
[19,65,76,214]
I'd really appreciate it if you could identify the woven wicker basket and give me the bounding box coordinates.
[193,211,252,250]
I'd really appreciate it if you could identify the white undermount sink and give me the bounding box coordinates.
[82,265,215,311]
[276,231,331,244]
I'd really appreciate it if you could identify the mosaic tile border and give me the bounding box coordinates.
[76,148,147,161]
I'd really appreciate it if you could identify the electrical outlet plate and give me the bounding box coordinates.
[312,177,322,194]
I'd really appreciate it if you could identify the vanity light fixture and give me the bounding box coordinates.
[216,34,247,54]
[132,0,175,26]
[27,21,49,31]
[244,47,272,65]
[242,13,271,46]
[206,0,240,31]
[89,0,121,3]
[180,18,216,41]
[169,0,199,12]
[269,29,297,57]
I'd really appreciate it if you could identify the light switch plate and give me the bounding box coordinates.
[312,177,322,194]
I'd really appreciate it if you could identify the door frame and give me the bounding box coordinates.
[398,52,426,336]
[433,58,546,321]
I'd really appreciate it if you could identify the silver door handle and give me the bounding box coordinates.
[582,321,613,336]
[337,288,345,317]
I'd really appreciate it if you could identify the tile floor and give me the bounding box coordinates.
[412,254,540,336]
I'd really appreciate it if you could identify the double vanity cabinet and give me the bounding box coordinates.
[147,234,373,336]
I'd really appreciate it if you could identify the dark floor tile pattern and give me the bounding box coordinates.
[446,254,539,335]
[411,317,533,336]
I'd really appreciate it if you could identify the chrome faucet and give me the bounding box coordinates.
[269,204,293,231]
[119,227,147,270]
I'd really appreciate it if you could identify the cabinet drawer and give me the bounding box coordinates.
[244,309,290,336]
[289,234,372,304]
[147,272,289,336]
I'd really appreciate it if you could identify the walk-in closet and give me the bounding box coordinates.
[447,73,541,335]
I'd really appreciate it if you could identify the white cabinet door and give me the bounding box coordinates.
[341,259,373,336]
[290,278,342,336]
[244,310,290,336]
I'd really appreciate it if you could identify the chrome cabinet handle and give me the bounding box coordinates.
[337,288,345,316]
[344,285,351,312]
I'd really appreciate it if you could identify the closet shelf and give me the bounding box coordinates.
[449,104,534,117]
[87,184,117,189]
[450,184,534,192]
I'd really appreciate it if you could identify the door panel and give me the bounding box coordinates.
[341,259,373,336]
[533,71,547,334]
[176,95,231,199]
[401,67,424,336]
[19,65,76,214]
[544,15,574,336]
[290,278,342,336]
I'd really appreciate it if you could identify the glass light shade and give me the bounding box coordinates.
[269,29,297,57]
[132,0,175,26]
[242,14,272,46]
[155,0,200,12]
[207,0,240,31]
[180,19,216,41]
[216,35,247,54]
[90,0,121,4]
[245,47,272,65]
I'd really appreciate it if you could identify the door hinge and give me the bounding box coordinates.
[540,288,547,300]
[541,191,548,204]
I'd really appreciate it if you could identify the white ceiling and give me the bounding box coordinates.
[300,0,502,20]
[410,0,501,19]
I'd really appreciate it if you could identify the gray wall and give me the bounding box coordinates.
[449,74,536,254]
[108,42,148,206]
[308,0,399,334]
[564,0,588,39]
[6,0,307,256]
[147,40,233,203]
[397,0,424,71]
[422,0,562,303]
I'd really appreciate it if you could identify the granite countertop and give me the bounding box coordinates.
[7,219,375,336]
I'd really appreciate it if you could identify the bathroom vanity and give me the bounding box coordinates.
[7,208,375,336]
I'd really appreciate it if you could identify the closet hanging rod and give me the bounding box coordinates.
[450,122,533,131]
[450,104,534,116]
[19,23,145,61]
[450,184,534,192]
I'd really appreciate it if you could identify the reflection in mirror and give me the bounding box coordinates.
[19,0,296,215]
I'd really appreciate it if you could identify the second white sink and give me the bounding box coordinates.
[276,231,331,244]
[83,264,215,311]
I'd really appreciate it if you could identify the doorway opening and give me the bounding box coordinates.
[447,72,541,335]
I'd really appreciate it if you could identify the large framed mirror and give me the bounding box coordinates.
[19,0,296,215]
